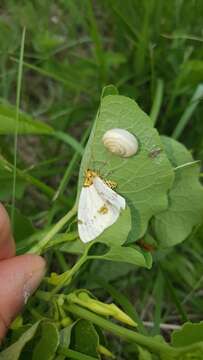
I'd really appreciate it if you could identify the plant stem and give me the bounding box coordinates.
[28,205,77,254]
[65,304,175,356]
[59,346,98,360]
[55,250,69,272]
[51,250,88,295]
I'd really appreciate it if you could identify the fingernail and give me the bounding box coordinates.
[0,254,46,338]
[23,256,46,304]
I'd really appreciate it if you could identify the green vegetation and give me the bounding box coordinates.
[0,1,203,359]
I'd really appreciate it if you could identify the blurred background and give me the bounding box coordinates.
[0,1,203,356]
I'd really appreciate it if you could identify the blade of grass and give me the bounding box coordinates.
[86,0,106,85]
[182,273,203,306]
[161,33,203,42]
[172,84,203,139]
[53,130,84,155]
[0,155,68,205]
[11,58,74,87]
[53,126,90,202]
[150,79,164,126]
[162,66,187,127]
[161,267,188,322]
[109,1,138,40]
[134,2,152,78]
[11,27,26,228]
[11,57,94,97]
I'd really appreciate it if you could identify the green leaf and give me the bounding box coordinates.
[138,346,153,359]
[32,322,59,360]
[101,84,119,98]
[77,94,174,244]
[90,242,152,269]
[60,322,78,348]
[70,320,100,358]
[60,320,100,359]
[87,261,135,288]
[60,238,86,255]
[0,101,53,134]
[0,322,40,360]
[62,238,151,283]
[171,322,203,347]
[170,322,203,360]
[160,136,194,166]
[152,137,203,247]
[98,207,132,246]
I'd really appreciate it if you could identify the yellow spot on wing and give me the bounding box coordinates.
[98,204,109,215]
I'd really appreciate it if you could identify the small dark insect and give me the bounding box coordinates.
[149,147,162,158]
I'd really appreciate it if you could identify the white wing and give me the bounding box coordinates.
[78,184,120,243]
[93,176,126,210]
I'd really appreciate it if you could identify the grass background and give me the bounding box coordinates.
[0,1,203,358]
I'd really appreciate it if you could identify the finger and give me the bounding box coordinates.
[0,204,15,260]
[0,254,46,341]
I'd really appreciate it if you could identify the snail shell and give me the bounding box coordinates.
[102,128,138,157]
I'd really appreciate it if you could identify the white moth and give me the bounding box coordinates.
[78,170,126,243]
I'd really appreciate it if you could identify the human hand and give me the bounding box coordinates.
[0,204,46,341]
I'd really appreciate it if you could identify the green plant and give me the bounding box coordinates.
[0,1,203,359]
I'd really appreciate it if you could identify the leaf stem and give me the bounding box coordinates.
[64,304,175,356]
[28,205,77,254]
[51,249,89,295]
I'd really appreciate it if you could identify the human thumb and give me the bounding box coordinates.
[0,254,46,340]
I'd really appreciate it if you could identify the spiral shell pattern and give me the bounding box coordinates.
[102,128,138,157]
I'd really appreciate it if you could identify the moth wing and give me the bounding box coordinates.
[93,176,126,210]
[78,184,119,243]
